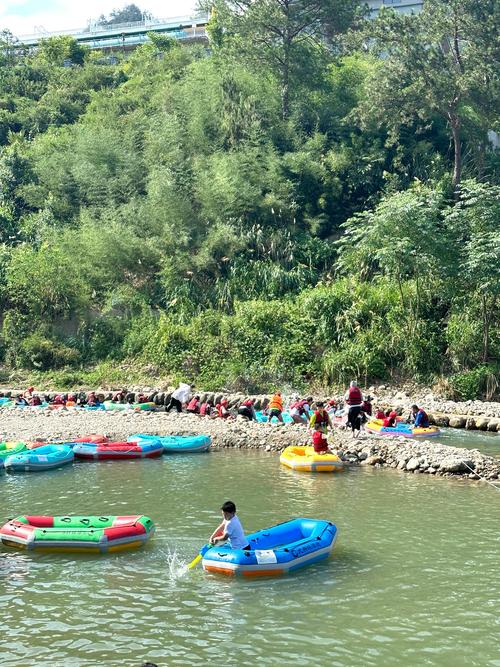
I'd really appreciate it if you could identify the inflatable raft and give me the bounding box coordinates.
[129,434,211,453]
[0,515,155,553]
[365,418,440,438]
[4,445,74,472]
[0,442,27,468]
[201,518,337,577]
[73,440,163,460]
[103,401,156,412]
[280,446,344,472]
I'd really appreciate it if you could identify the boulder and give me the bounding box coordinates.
[475,417,489,431]
[406,457,420,471]
[439,457,474,474]
[432,414,450,427]
[487,420,499,432]
[465,417,477,430]
[449,416,466,429]
[364,454,384,466]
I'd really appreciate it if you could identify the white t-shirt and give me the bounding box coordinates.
[172,383,191,403]
[224,515,247,549]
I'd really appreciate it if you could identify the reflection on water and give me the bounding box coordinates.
[0,450,499,666]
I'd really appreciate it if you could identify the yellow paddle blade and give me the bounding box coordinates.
[187,553,202,570]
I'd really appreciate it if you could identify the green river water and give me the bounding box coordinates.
[1,442,499,667]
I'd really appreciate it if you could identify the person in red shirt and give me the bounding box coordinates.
[382,410,398,428]
[217,399,231,419]
[312,428,330,454]
[375,408,385,420]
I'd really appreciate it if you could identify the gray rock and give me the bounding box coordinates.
[406,457,420,471]
[365,454,384,465]
[432,414,450,427]
[465,417,477,430]
[475,417,489,431]
[449,416,466,429]
[440,457,474,473]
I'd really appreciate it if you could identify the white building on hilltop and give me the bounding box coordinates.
[367,0,423,16]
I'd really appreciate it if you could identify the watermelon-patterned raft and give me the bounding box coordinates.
[0,515,155,553]
[73,440,163,460]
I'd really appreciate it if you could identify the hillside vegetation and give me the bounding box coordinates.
[0,0,498,399]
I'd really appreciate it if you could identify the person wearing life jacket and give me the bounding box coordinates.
[199,399,213,417]
[29,394,42,407]
[326,398,337,414]
[309,401,332,434]
[187,395,200,414]
[312,427,330,454]
[383,410,398,428]
[217,399,231,419]
[375,407,385,420]
[52,394,65,406]
[362,396,373,417]
[411,404,429,428]
[238,398,257,421]
[344,381,364,438]
[289,397,308,424]
[268,392,284,423]
[87,391,97,407]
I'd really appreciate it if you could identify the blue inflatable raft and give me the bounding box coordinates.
[4,445,74,472]
[128,434,211,453]
[201,518,337,577]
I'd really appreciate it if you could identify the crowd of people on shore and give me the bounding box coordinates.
[3,381,429,454]
[164,382,429,453]
[6,387,150,408]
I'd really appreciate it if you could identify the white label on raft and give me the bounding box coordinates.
[254,549,277,564]
[38,456,48,462]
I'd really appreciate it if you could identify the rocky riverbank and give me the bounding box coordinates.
[1,406,499,484]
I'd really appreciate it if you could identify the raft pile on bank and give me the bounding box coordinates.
[0,433,212,471]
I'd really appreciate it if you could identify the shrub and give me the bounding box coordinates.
[448,366,496,401]
[16,333,81,370]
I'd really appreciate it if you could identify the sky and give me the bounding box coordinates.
[0,0,198,37]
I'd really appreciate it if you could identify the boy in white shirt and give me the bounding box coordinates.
[210,501,250,550]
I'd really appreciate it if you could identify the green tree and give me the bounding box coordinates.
[98,4,151,25]
[37,36,87,66]
[206,0,361,119]
[363,0,499,189]
[444,181,500,362]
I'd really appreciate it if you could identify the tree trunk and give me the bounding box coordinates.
[481,294,495,363]
[281,45,290,120]
[450,114,462,191]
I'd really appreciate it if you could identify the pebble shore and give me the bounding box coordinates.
[1,406,499,484]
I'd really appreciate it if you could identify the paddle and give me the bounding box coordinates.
[187,542,213,570]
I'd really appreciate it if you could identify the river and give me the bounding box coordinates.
[1,446,499,666]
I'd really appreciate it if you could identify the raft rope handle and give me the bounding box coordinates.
[460,459,500,491]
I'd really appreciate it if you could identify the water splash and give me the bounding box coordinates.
[163,547,189,579]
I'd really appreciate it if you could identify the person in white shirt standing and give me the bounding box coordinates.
[165,382,194,412]
[209,501,250,551]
